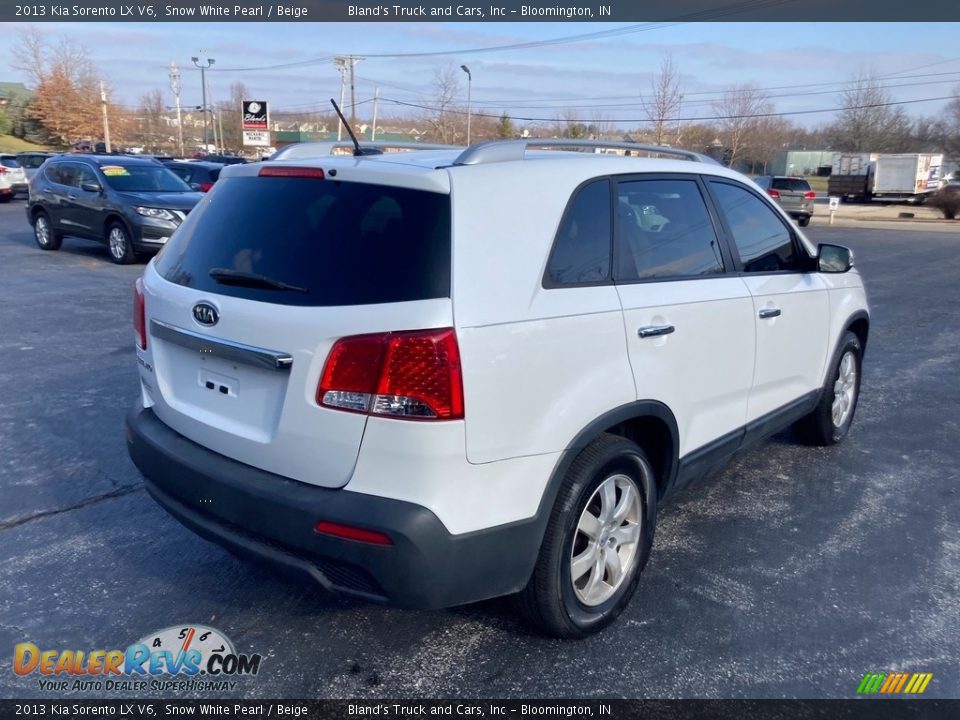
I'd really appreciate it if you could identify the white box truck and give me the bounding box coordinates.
[828,152,942,202]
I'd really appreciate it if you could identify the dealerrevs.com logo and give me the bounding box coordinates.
[13,625,262,693]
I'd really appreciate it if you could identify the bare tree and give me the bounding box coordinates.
[641,54,683,146]
[422,65,462,144]
[712,84,771,168]
[826,72,914,152]
[137,89,166,152]
[746,116,796,174]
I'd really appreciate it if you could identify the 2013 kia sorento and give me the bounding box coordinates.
[126,140,869,637]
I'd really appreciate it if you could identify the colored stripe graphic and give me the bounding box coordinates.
[858,672,933,695]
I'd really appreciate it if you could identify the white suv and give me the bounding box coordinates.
[126,140,869,637]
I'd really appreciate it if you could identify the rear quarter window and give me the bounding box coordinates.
[155,176,451,307]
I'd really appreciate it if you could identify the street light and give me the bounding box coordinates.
[191,54,215,153]
[460,64,472,146]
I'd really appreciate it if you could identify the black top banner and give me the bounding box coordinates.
[3,0,960,22]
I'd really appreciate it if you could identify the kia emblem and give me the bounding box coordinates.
[192,302,219,326]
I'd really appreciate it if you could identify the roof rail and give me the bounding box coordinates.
[270,141,460,161]
[453,139,719,166]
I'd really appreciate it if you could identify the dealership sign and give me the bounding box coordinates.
[242,131,271,147]
[241,100,268,130]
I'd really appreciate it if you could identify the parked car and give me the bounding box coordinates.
[163,161,224,192]
[0,154,29,200]
[25,154,203,264]
[753,175,816,226]
[125,140,869,637]
[197,153,247,165]
[15,151,56,181]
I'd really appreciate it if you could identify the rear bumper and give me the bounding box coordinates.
[125,403,542,609]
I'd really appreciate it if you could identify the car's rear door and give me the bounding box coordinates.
[614,175,755,471]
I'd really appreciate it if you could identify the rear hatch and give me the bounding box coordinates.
[771,177,813,212]
[140,162,452,488]
[0,157,27,185]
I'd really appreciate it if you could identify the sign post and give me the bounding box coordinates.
[828,196,840,225]
[242,100,270,149]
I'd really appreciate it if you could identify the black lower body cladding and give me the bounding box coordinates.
[125,403,542,609]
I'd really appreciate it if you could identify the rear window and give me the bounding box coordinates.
[771,178,811,192]
[17,155,48,169]
[0,157,22,169]
[155,176,451,307]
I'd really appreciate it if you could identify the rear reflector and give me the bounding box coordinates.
[258,166,325,179]
[318,328,464,420]
[314,521,392,545]
[134,277,147,350]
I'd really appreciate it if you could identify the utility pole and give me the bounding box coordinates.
[217,110,225,154]
[168,61,184,156]
[334,57,347,141]
[676,93,683,145]
[460,65,472,145]
[334,55,364,140]
[100,81,112,153]
[371,87,379,141]
[191,54,215,153]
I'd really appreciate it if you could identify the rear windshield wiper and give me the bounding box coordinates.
[209,268,309,294]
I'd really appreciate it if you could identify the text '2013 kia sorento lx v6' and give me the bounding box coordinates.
[126,140,869,637]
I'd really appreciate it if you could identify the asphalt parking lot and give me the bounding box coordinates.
[0,198,957,700]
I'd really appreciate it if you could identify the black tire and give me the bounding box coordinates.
[0,194,11,204]
[518,433,657,638]
[795,331,863,446]
[33,210,63,251]
[798,216,811,227]
[106,221,135,264]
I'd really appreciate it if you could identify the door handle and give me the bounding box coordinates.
[638,324,675,338]
[67,194,77,200]
[759,308,781,319]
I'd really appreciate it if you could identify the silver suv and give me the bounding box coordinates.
[754,176,815,226]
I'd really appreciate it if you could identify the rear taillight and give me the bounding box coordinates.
[259,166,325,179]
[767,189,780,200]
[318,328,464,420]
[0,167,7,175]
[198,182,214,192]
[314,521,392,545]
[804,191,817,200]
[134,277,146,350]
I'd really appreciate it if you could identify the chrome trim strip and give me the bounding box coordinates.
[150,319,293,372]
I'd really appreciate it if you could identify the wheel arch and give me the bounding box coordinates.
[844,310,870,354]
[104,213,133,241]
[537,401,679,523]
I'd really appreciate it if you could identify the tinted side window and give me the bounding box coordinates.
[709,181,799,273]
[44,163,67,185]
[616,179,724,281]
[546,180,611,286]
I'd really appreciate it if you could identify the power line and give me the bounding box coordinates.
[381,93,956,124]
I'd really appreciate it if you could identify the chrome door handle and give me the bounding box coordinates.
[759,308,781,319]
[67,194,77,200]
[638,324,675,338]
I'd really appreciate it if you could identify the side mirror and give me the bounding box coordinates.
[80,181,102,194]
[818,243,853,273]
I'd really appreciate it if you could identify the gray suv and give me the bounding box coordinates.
[754,176,815,226]
[25,155,203,264]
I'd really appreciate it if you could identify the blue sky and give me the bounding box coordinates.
[2,22,959,127]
